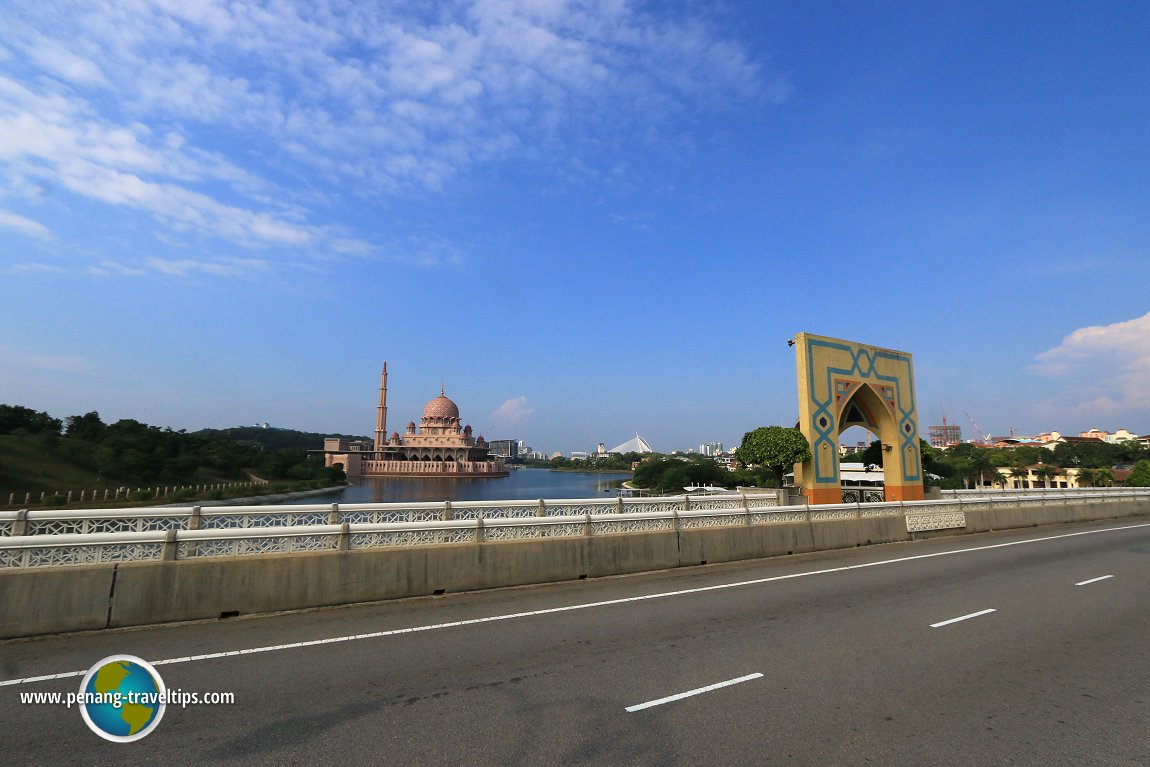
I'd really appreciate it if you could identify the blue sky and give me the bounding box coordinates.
[1,1,1148,456]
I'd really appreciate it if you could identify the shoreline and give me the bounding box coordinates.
[162,484,349,507]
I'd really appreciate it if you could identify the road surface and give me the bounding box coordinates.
[2,518,1147,765]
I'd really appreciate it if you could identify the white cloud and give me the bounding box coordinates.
[0,209,51,240]
[0,1,771,276]
[1031,310,1150,420]
[0,73,317,253]
[491,396,534,427]
[10,262,65,274]
[146,257,270,277]
[3,3,767,186]
[24,36,109,87]
[87,260,147,277]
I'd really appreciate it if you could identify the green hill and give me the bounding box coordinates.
[191,426,367,451]
[0,434,107,498]
[0,404,357,508]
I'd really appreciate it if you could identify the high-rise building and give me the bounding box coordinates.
[928,423,962,448]
[488,439,520,460]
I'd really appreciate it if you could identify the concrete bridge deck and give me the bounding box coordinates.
[2,517,1147,765]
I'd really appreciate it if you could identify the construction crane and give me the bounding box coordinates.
[965,412,991,443]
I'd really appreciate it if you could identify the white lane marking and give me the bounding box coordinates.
[930,608,997,628]
[1075,575,1114,586]
[626,673,764,712]
[4,520,1149,687]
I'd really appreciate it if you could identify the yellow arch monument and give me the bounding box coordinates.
[793,333,924,504]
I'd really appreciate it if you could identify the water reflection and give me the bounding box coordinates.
[289,468,631,505]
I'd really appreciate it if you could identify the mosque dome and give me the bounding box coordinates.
[422,389,460,421]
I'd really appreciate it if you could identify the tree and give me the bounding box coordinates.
[735,427,812,486]
[0,404,62,435]
[919,440,951,485]
[856,440,884,470]
[1002,452,1032,489]
[64,411,106,442]
[1077,467,1098,488]
[630,456,737,492]
[1033,464,1059,489]
[1003,466,1028,490]
[961,449,997,490]
[1125,460,1150,487]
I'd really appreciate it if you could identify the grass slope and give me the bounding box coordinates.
[0,435,243,503]
[0,435,108,498]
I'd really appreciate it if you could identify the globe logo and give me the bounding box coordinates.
[78,655,167,742]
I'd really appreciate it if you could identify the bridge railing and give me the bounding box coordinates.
[940,486,1129,497]
[0,492,781,538]
[1,489,1147,568]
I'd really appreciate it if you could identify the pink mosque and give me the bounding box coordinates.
[322,363,508,478]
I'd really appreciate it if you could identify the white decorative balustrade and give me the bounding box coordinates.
[0,511,18,537]
[20,508,191,536]
[480,515,587,541]
[1,488,1146,568]
[676,508,746,529]
[591,510,676,535]
[176,524,344,558]
[0,531,168,568]
[450,499,544,519]
[349,519,479,548]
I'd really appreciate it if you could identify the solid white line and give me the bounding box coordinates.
[1075,575,1114,586]
[625,673,763,712]
[3,520,1149,687]
[930,608,997,628]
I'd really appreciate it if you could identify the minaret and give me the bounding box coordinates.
[374,362,388,452]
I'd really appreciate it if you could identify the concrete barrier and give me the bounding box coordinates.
[679,522,815,565]
[1,498,1147,639]
[961,497,1148,536]
[104,531,682,629]
[0,566,115,638]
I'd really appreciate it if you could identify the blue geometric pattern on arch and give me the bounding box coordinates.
[806,338,921,483]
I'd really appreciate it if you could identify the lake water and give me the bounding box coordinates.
[285,468,632,505]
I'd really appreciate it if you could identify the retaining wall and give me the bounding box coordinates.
[2,497,1147,639]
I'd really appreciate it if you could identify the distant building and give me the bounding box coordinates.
[1039,435,1107,451]
[322,363,507,478]
[488,439,520,460]
[928,423,962,448]
[609,434,654,454]
[1079,427,1140,444]
[713,453,737,471]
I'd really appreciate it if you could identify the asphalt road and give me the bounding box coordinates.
[2,518,1148,766]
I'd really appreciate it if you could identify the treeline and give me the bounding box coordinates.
[631,455,774,493]
[537,453,644,472]
[624,435,1150,495]
[0,404,351,492]
[193,425,350,452]
[843,439,1150,488]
